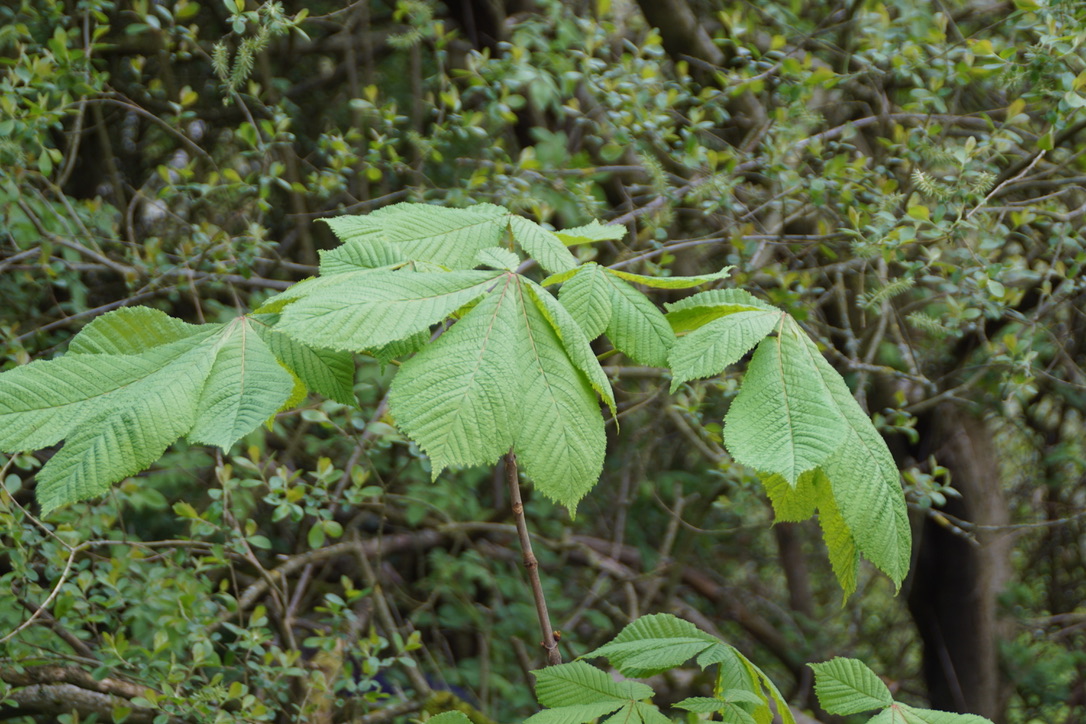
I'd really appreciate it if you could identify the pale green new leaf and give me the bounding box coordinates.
[68,307,204,354]
[809,658,893,715]
[318,236,404,274]
[676,698,758,724]
[604,274,675,367]
[607,265,733,289]
[586,613,721,677]
[668,309,781,392]
[253,319,356,405]
[798,333,911,586]
[733,650,797,724]
[509,215,578,273]
[188,318,295,448]
[554,219,627,246]
[557,264,612,340]
[271,269,500,352]
[665,289,777,333]
[723,320,847,484]
[322,202,511,268]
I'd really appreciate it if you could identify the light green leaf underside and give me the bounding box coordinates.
[557,264,612,340]
[724,320,848,484]
[666,289,777,333]
[587,613,720,678]
[809,658,893,715]
[761,470,818,522]
[187,319,295,448]
[668,310,780,391]
[604,274,675,367]
[509,215,578,273]
[555,220,626,246]
[0,313,298,513]
[607,265,733,289]
[476,245,521,271]
[802,334,912,585]
[253,320,356,405]
[388,283,521,473]
[322,202,511,269]
[388,276,606,510]
[69,306,204,354]
[318,236,404,274]
[815,471,859,598]
[272,270,500,352]
[368,328,430,365]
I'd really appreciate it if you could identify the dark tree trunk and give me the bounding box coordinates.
[906,405,1011,722]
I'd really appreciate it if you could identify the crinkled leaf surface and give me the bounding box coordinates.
[809,658,894,715]
[526,661,655,724]
[557,263,612,340]
[723,318,847,484]
[318,236,404,274]
[801,334,912,586]
[509,215,578,273]
[0,310,297,513]
[269,269,500,352]
[386,272,612,510]
[252,316,356,405]
[606,265,733,289]
[586,613,722,677]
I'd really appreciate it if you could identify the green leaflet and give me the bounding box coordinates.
[761,470,817,522]
[809,658,893,715]
[801,334,912,586]
[508,215,577,273]
[815,473,860,598]
[269,269,501,352]
[606,264,733,289]
[252,317,356,405]
[557,263,612,340]
[668,309,781,391]
[387,273,611,511]
[810,658,994,724]
[319,202,578,273]
[554,219,627,246]
[476,245,521,271]
[550,263,675,366]
[0,312,298,513]
[321,202,511,269]
[665,289,776,333]
[586,613,722,677]
[526,661,660,724]
[318,236,404,274]
[723,318,847,485]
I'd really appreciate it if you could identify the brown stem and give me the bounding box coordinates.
[505,450,562,666]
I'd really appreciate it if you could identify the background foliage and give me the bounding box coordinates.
[2,0,1085,722]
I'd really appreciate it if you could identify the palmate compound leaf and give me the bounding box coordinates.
[0,308,303,513]
[384,272,613,511]
[320,202,578,273]
[526,661,659,724]
[723,317,848,485]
